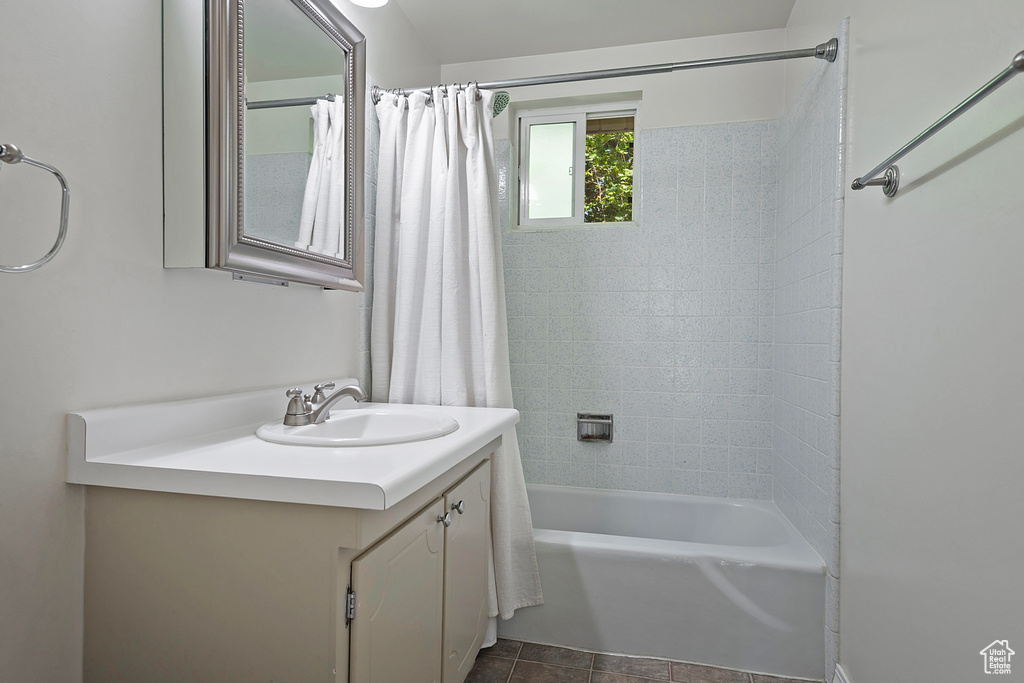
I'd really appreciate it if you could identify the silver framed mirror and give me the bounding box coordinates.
[206,0,365,289]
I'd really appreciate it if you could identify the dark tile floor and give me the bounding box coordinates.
[466,639,818,683]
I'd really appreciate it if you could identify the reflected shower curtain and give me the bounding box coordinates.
[296,97,345,257]
[371,85,543,629]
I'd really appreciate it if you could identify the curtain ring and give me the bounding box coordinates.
[473,81,481,101]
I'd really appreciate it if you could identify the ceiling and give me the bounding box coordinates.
[391,0,798,64]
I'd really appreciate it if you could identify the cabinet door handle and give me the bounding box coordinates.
[438,512,452,527]
[451,500,465,514]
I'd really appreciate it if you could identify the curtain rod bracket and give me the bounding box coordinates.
[816,38,839,63]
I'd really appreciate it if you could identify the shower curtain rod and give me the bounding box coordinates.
[245,93,339,110]
[371,38,839,105]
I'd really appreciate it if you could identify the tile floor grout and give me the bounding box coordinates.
[483,654,757,683]
[469,638,813,683]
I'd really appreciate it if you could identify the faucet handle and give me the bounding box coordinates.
[312,382,336,403]
[284,388,312,426]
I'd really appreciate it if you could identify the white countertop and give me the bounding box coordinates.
[67,381,519,510]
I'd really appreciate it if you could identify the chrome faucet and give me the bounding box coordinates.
[309,382,367,424]
[282,382,367,426]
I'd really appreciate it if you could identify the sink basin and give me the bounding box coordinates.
[255,403,459,447]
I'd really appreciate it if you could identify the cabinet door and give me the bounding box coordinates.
[442,460,492,683]
[350,498,445,683]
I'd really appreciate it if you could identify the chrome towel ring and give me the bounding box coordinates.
[1,143,70,274]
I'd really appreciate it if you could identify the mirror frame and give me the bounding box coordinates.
[207,0,366,290]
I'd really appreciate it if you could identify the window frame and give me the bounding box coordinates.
[515,101,640,230]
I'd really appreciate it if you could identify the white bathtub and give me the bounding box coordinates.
[498,485,825,680]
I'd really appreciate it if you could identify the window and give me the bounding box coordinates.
[517,104,638,228]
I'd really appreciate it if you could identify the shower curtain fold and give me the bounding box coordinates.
[296,97,345,258]
[370,85,543,629]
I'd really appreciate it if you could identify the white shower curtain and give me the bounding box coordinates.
[296,97,345,258]
[371,85,543,630]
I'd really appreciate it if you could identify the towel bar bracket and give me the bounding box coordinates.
[852,165,900,197]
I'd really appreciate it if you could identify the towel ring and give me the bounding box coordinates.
[0,143,71,274]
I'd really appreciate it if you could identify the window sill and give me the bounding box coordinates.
[512,221,638,232]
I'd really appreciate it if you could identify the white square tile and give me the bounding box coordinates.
[700,471,730,497]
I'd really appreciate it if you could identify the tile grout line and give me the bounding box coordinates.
[479,639,813,683]
[514,641,524,682]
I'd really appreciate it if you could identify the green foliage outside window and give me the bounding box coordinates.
[584,131,634,223]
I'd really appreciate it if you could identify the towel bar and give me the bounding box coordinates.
[852,49,1024,197]
[1,143,71,274]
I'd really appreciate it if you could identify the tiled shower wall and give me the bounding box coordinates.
[244,153,309,244]
[773,21,848,681]
[497,120,778,498]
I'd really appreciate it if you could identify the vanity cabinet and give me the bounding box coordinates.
[441,461,492,683]
[349,460,490,683]
[82,442,497,683]
[350,499,445,682]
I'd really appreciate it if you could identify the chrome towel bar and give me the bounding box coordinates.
[852,49,1024,197]
[0,143,71,273]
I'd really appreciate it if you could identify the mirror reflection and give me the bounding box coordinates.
[243,0,349,260]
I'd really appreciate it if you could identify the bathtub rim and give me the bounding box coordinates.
[524,484,826,573]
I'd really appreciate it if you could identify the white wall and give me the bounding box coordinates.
[0,2,437,681]
[441,29,789,135]
[785,3,1024,682]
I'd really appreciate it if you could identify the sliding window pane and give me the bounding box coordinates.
[585,116,633,223]
[527,121,575,220]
